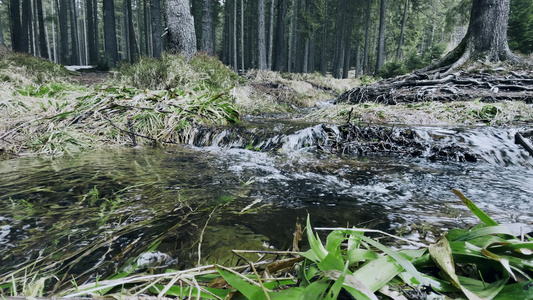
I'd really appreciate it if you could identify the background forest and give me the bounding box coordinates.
[0,0,532,78]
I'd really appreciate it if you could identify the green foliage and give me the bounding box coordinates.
[508,0,533,54]
[377,61,408,78]
[208,192,533,300]
[16,83,80,98]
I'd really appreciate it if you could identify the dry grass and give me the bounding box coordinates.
[307,100,533,125]
[233,70,362,114]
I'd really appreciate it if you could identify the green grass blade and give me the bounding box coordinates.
[354,232,430,286]
[452,189,499,226]
[216,266,264,299]
[429,235,487,300]
[304,215,328,262]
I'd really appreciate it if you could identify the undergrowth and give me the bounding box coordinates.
[113,53,242,93]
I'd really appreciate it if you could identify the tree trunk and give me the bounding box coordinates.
[424,0,524,74]
[343,22,353,79]
[150,0,163,58]
[103,0,118,67]
[302,38,309,73]
[58,0,69,63]
[125,0,137,62]
[308,35,315,73]
[332,0,345,79]
[232,0,237,71]
[355,43,361,77]
[92,0,99,62]
[86,0,97,63]
[10,0,24,52]
[36,0,48,58]
[166,0,197,58]
[396,0,408,61]
[374,0,386,74]
[201,0,214,55]
[69,0,79,64]
[241,0,245,72]
[21,0,31,53]
[288,0,295,72]
[0,3,6,47]
[0,5,5,47]
[320,0,327,75]
[81,0,88,64]
[274,0,286,71]
[257,0,267,69]
[267,0,274,70]
[144,0,150,56]
[362,0,371,74]
[51,0,58,62]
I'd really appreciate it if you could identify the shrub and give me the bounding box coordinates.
[377,60,408,78]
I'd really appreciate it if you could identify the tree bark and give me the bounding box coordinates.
[424,0,525,74]
[362,0,371,74]
[232,0,237,71]
[69,0,79,64]
[150,0,163,58]
[103,0,118,67]
[0,4,5,47]
[274,0,286,71]
[58,0,69,63]
[166,0,197,58]
[124,0,137,62]
[343,22,353,79]
[241,0,245,72]
[288,0,296,72]
[320,0,328,75]
[201,0,214,55]
[267,0,274,70]
[10,0,24,52]
[85,0,97,63]
[51,0,58,62]
[396,0,408,61]
[21,0,31,53]
[332,0,345,79]
[374,0,386,74]
[257,0,267,69]
[36,0,48,58]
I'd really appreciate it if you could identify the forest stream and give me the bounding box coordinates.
[1,115,532,286]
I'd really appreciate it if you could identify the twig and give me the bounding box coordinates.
[198,207,217,266]
[230,251,272,300]
[0,117,46,140]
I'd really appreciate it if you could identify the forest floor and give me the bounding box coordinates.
[2,51,533,159]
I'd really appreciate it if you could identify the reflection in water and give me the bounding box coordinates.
[0,122,532,289]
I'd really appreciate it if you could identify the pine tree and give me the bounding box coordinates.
[103,0,118,67]
[167,0,196,58]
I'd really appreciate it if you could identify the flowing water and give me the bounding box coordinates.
[1,116,532,289]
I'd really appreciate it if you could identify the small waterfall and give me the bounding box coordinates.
[413,127,532,166]
[182,120,532,166]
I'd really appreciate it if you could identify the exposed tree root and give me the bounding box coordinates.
[339,66,533,105]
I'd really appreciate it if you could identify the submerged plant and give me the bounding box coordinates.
[3,189,526,299]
